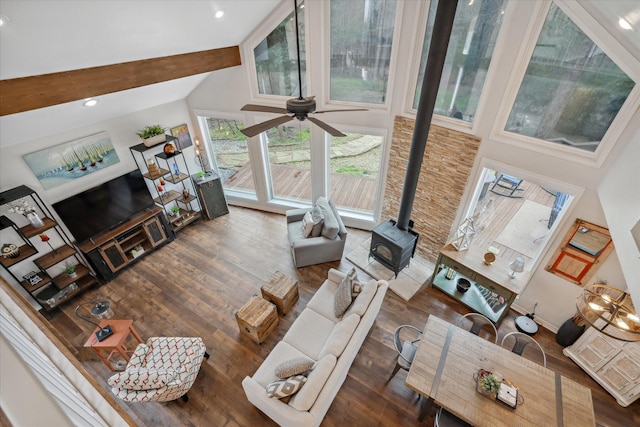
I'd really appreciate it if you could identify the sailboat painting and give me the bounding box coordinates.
[23,131,120,189]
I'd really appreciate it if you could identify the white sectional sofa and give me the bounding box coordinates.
[242,268,388,427]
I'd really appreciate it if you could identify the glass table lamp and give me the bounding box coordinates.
[90,301,114,320]
[509,256,525,278]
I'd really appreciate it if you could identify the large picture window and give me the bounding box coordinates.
[505,3,635,152]
[414,0,506,121]
[330,0,397,104]
[254,0,306,97]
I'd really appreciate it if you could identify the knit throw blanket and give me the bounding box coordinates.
[476,284,507,313]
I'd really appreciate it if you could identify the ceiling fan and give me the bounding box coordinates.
[240,0,367,138]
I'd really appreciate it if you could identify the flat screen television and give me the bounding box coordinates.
[52,170,155,243]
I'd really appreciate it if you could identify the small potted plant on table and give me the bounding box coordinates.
[476,369,501,397]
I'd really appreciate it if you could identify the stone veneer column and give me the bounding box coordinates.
[382,116,481,262]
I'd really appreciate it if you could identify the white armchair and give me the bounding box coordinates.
[108,336,208,402]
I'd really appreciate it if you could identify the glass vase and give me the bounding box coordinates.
[26,211,44,228]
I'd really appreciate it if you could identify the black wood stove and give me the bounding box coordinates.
[370,219,418,277]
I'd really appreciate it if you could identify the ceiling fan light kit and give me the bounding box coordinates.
[240,0,367,139]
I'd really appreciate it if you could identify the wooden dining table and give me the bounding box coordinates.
[405,315,595,426]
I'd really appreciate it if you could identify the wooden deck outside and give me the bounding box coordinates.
[224,163,377,213]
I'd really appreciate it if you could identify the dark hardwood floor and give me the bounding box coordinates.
[46,206,639,426]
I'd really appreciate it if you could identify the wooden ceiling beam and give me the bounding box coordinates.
[0,46,241,116]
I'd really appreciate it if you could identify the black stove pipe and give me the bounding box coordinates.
[396,0,459,231]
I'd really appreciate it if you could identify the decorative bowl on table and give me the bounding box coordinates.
[456,278,471,293]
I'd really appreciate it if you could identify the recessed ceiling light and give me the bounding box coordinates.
[215,10,224,19]
[83,98,98,107]
[618,18,632,31]
[0,14,9,26]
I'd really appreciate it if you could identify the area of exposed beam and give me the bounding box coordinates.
[0,46,241,116]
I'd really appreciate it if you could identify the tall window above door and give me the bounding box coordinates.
[505,3,635,152]
[254,0,306,97]
[413,0,506,121]
[330,0,398,104]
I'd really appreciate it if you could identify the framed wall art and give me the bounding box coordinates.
[170,124,193,149]
[23,131,120,190]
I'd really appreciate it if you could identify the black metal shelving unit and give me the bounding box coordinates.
[0,185,99,311]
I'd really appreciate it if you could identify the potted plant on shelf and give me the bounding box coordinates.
[137,124,167,147]
[195,171,205,181]
[64,263,77,278]
[169,205,180,217]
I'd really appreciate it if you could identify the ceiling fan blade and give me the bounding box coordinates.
[313,108,368,114]
[241,115,294,138]
[307,117,347,137]
[241,104,290,114]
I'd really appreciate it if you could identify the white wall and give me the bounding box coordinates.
[598,115,640,306]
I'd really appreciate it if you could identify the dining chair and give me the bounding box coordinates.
[456,313,498,343]
[500,331,547,367]
[387,324,423,382]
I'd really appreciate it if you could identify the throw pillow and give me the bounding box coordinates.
[301,211,315,238]
[345,279,378,317]
[108,368,176,391]
[334,273,353,318]
[266,374,307,399]
[315,197,340,240]
[310,206,324,237]
[347,267,362,297]
[274,357,315,379]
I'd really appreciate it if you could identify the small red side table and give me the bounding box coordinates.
[83,319,143,371]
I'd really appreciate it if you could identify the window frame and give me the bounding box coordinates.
[242,0,311,106]
[489,1,640,168]
[403,0,511,136]
[319,0,405,113]
[195,111,264,203]
[323,123,391,227]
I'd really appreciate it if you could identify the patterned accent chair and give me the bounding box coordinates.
[108,337,208,402]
